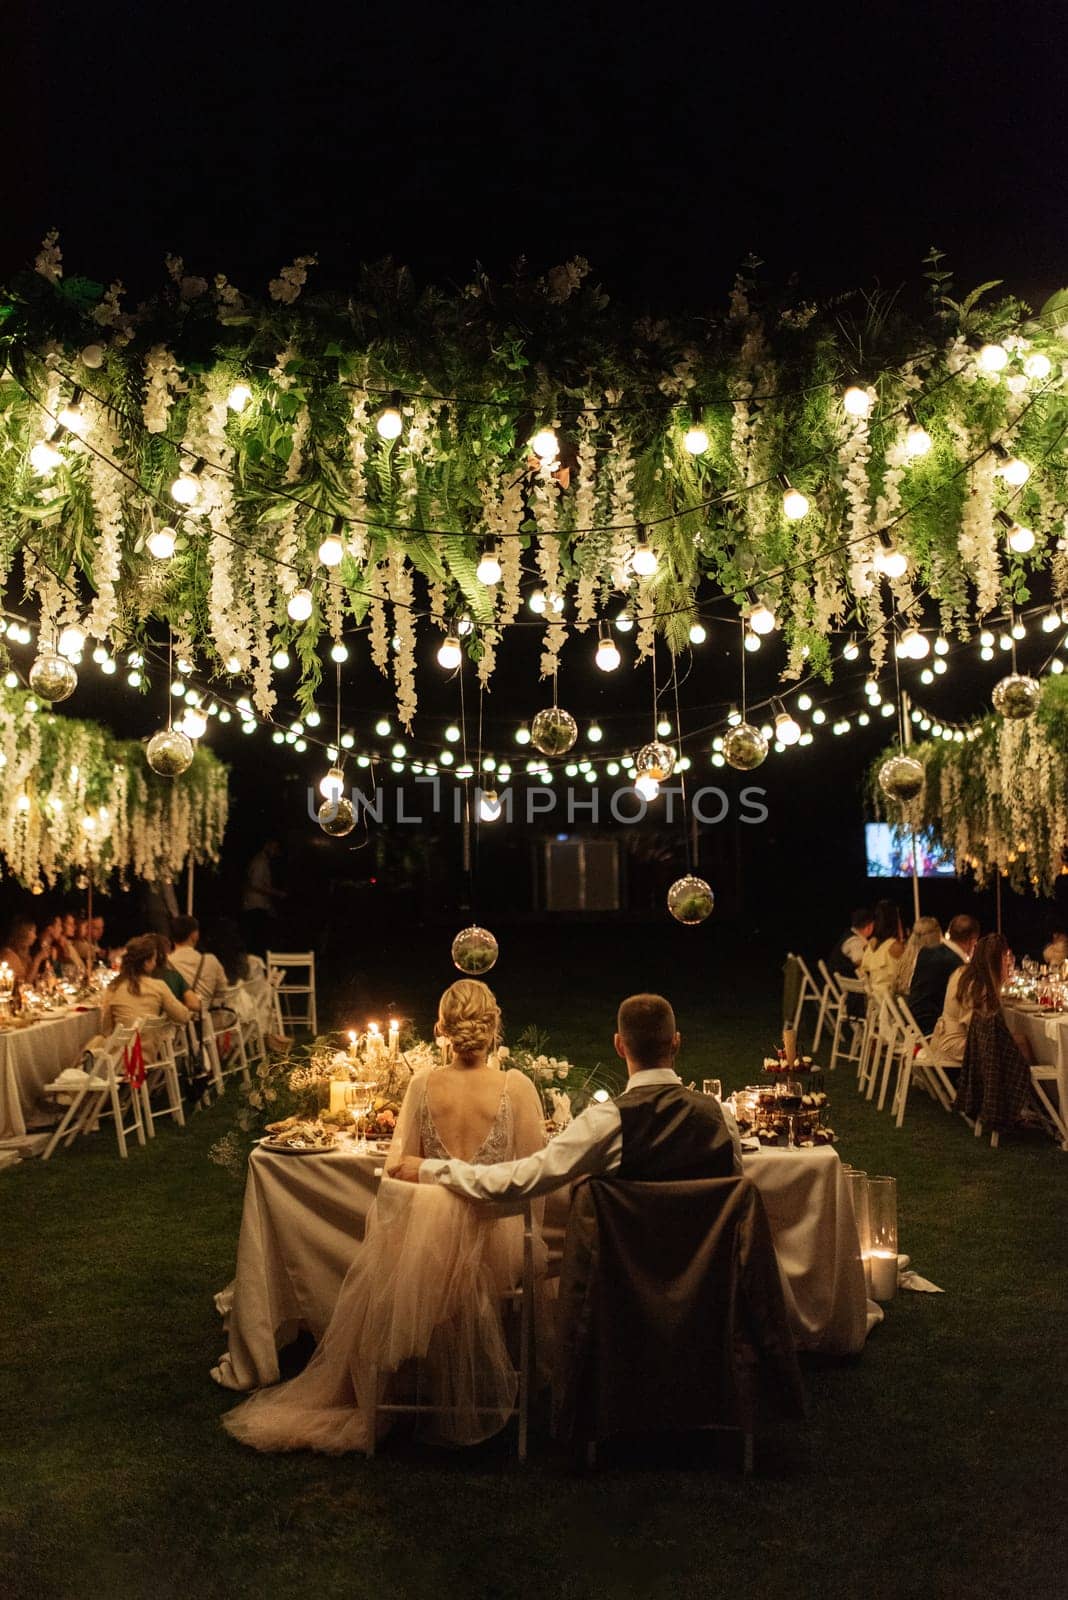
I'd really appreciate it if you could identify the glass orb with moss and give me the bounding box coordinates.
[451,925,500,974]
[318,796,357,836]
[723,722,768,771]
[531,706,578,757]
[28,651,78,704]
[146,727,194,777]
[992,674,1040,720]
[877,754,925,805]
[667,875,715,925]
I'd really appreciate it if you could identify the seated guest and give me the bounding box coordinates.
[0,917,38,982]
[828,907,874,979]
[28,916,65,984]
[895,915,943,1001]
[954,934,1043,1132]
[394,992,742,1196]
[1042,919,1068,968]
[89,915,106,958]
[860,900,905,998]
[55,913,87,980]
[99,934,192,1046]
[151,934,202,1012]
[169,915,229,1008]
[70,915,96,969]
[907,914,980,1034]
[211,918,251,985]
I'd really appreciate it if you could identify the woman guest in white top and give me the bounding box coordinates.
[100,935,192,1054]
[860,900,906,998]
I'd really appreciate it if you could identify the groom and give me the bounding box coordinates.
[394,993,741,1198]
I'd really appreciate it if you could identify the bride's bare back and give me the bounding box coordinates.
[422,1064,509,1162]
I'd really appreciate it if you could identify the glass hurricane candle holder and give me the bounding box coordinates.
[866,1175,898,1301]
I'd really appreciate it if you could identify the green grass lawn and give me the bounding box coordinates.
[2,933,1066,1600]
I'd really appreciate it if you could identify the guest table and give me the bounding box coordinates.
[1002,1002,1068,1150]
[0,1006,103,1140]
[213,1140,870,1391]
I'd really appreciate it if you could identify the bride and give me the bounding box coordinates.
[222,979,547,1453]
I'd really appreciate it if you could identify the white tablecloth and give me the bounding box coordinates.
[213,1141,870,1391]
[1003,1004,1068,1150]
[0,1007,103,1140]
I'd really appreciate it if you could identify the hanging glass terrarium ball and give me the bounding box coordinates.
[318,796,356,836]
[531,706,578,757]
[451,925,499,975]
[667,875,715,925]
[878,754,925,804]
[636,740,677,781]
[28,650,78,704]
[146,727,194,777]
[723,722,768,771]
[992,673,1041,720]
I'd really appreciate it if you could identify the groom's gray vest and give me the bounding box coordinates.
[615,1083,736,1182]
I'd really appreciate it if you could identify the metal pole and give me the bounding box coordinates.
[186,855,194,916]
[996,869,1003,934]
[901,691,921,923]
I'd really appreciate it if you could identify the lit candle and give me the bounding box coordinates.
[388,1018,399,1058]
[869,1250,898,1302]
[347,1029,358,1060]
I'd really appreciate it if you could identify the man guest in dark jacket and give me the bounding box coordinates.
[908,914,980,1033]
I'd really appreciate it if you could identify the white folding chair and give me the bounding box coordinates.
[829,976,870,1075]
[862,993,907,1110]
[200,1006,252,1090]
[266,950,317,1035]
[135,1020,187,1137]
[41,1033,146,1160]
[813,960,838,1053]
[1029,1065,1067,1149]
[897,996,957,1115]
[366,1199,536,1462]
[227,983,268,1071]
[786,953,822,1044]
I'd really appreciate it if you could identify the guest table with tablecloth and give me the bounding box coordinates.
[0,1007,103,1140]
[212,1140,871,1391]
[1002,1002,1068,1150]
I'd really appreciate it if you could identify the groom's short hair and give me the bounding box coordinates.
[617,994,677,1068]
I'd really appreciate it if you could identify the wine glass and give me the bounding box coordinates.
[348,1081,375,1152]
[702,1079,723,1099]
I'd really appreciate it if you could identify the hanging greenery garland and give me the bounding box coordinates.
[3,241,1068,730]
[0,688,228,891]
[868,677,1068,895]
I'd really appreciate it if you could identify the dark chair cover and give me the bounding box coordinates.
[954,1009,1032,1131]
[552,1175,804,1447]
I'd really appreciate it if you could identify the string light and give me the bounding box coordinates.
[479,790,502,821]
[774,707,802,746]
[656,718,672,737]
[1024,352,1052,380]
[999,455,1031,487]
[899,628,930,660]
[376,400,404,440]
[530,428,559,462]
[146,526,177,560]
[934,635,949,655]
[528,589,547,614]
[330,642,349,662]
[181,708,207,740]
[476,543,502,585]
[227,383,253,413]
[748,599,777,635]
[57,391,88,435]
[444,724,461,743]
[588,723,603,743]
[842,638,860,662]
[843,386,872,418]
[170,463,203,506]
[683,425,709,456]
[58,625,85,660]
[904,422,933,458]
[688,621,706,644]
[873,535,908,579]
[743,630,761,652]
[615,610,633,633]
[29,439,63,475]
[796,694,812,712]
[271,648,291,671]
[631,535,658,577]
[375,718,391,736]
[779,475,809,521]
[595,624,621,672]
[437,634,462,670]
[1042,610,1061,633]
[634,773,660,801]
[318,533,345,567]
[515,724,531,745]
[978,343,1009,372]
[287,589,314,622]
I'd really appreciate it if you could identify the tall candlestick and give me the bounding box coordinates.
[388,1018,399,1059]
[347,1029,358,1060]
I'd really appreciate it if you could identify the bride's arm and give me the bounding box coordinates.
[383,1069,428,1174]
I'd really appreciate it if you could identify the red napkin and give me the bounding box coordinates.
[123,1034,146,1088]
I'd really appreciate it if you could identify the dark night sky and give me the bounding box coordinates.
[5,0,1068,944]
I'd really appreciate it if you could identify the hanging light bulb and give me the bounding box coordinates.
[1042,610,1061,634]
[748,599,777,635]
[478,789,502,822]
[329,642,349,664]
[779,474,809,521]
[530,427,559,462]
[587,722,603,743]
[899,628,930,660]
[630,534,658,577]
[287,588,313,622]
[58,624,86,661]
[978,343,1009,372]
[1007,522,1035,554]
[615,610,633,633]
[181,707,208,740]
[774,706,802,746]
[1024,352,1052,380]
[528,589,547,614]
[595,624,621,672]
[688,621,707,645]
[683,424,709,456]
[146,526,177,560]
[634,773,660,802]
[656,718,673,737]
[548,591,565,615]
[934,635,950,655]
[843,386,872,418]
[442,724,461,743]
[170,463,203,506]
[842,638,860,662]
[904,423,933,459]
[873,537,908,579]
[999,456,1031,487]
[376,399,404,440]
[318,534,345,567]
[515,724,531,745]
[29,439,63,475]
[227,383,253,413]
[271,648,291,671]
[57,390,88,436]
[437,635,462,670]
[476,543,502,585]
[1012,619,1026,641]
[743,630,761,652]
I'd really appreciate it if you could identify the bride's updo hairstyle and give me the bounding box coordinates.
[437,980,501,1063]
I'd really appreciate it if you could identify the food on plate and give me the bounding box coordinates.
[262,1117,338,1150]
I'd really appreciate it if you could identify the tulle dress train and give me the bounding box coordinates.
[222,1067,545,1453]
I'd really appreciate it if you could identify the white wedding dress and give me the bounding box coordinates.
[222,1066,546,1454]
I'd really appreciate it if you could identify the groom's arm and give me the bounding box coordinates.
[412,1099,623,1201]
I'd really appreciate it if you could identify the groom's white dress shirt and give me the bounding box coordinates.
[418,1067,743,1201]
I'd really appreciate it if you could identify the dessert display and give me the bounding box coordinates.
[730,1056,836,1148]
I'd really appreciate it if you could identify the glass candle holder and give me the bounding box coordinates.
[867,1175,898,1301]
[843,1168,871,1286]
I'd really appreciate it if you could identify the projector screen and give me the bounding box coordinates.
[865,823,956,880]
